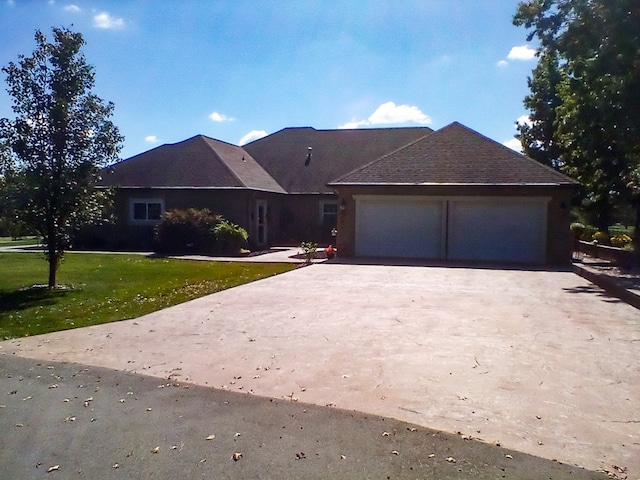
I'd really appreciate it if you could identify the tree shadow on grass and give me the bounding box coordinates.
[0,287,70,315]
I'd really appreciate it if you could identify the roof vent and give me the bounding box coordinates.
[305,146,312,166]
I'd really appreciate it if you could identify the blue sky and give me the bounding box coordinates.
[0,0,537,160]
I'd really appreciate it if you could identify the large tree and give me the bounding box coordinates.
[0,28,123,287]
[514,0,640,237]
[516,51,564,170]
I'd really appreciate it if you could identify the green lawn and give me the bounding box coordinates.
[0,236,40,247]
[0,253,297,339]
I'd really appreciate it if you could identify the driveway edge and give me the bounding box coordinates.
[573,262,640,310]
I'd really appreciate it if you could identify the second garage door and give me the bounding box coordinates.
[447,199,547,263]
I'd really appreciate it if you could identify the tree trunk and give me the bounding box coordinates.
[47,242,57,288]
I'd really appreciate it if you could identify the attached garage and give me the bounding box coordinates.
[330,122,578,266]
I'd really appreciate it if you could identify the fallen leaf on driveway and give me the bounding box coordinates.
[151,447,160,454]
[47,465,60,472]
[295,452,306,459]
[232,452,242,461]
[391,450,400,455]
[446,457,456,463]
[206,434,215,440]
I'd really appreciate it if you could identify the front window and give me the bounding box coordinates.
[321,202,338,224]
[131,200,164,222]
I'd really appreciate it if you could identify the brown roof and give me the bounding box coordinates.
[244,126,433,193]
[330,122,577,186]
[100,135,286,193]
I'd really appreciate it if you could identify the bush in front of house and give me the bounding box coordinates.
[154,208,221,254]
[214,219,248,255]
[154,208,248,255]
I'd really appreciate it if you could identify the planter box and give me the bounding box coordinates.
[577,240,635,269]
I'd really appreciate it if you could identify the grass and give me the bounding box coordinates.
[0,252,297,339]
[0,236,40,247]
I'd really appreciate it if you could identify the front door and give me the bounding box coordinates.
[256,200,268,246]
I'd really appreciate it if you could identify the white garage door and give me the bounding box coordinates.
[447,200,547,263]
[356,196,443,258]
[355,196,548,264]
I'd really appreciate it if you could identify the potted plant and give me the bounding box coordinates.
[325,245,336,259]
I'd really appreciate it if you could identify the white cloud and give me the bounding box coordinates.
[209,111,234,122]
[144,135,158,143]
[496,60,509,67]
[516,114,533,127]
[93,12,125,29]
[338,101,432,129]
[507,45,537,61]
[503,137,523,152]
[64,4,80,12]
[239,130,268,145]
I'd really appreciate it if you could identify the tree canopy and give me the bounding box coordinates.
[0,28,123,287]
[514,0,640,234]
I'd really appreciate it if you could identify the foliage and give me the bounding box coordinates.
[0,28,123,287]
[154,208,221,254]
[0,252,296,339]
[513,1,640,243]
[610,234,633,248]
[569,222,585,239]
[516,52,564,169]
[214,219,248,255]
[299,241,317,264]
[591,231,610,245]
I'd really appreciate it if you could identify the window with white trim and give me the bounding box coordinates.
[130,199,164,222]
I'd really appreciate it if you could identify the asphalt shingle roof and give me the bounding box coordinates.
[330,122,577,186]
[244,126,433,193]
[100,135,286,193]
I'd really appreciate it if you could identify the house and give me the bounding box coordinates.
[99,126,432,248]
[99,121,577,265]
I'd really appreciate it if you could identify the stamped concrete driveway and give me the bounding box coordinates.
[2,263,639,477]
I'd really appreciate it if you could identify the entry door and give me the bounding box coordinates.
[256,200,268,246]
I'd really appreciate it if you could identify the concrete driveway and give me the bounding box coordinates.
[2,263,639,477]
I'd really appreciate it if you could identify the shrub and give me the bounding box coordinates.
[300,241,317,264]
[570,222,585,239]
[154,208,221,254]
[610,234,633,248]
[214,220,248,255]
[592,231,610,245]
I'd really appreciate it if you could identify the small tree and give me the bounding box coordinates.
[0,28,123,287]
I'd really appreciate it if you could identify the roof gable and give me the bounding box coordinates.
[243,126,433,193]
[330,122,577,186]
[100,135,285,193]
